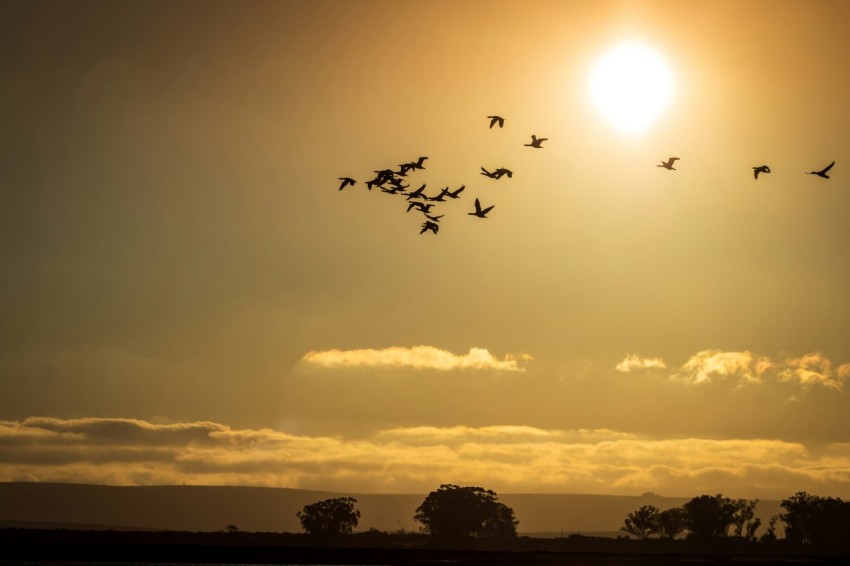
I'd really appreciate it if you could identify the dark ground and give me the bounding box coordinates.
[2,528,849,565]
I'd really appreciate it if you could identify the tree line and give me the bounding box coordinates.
[620,492,850,550]
[295,486,849,551]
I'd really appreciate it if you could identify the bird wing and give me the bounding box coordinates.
[821,161,835,173]
[481,204,494,215]
[473,198,482,213]
[753,168,759,180]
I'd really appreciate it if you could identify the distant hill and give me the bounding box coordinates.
[0,482,783,535]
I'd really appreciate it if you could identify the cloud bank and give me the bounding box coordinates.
[3,417,850,498]
[301,346,532,372]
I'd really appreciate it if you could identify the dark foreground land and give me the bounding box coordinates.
[3,529,850,565]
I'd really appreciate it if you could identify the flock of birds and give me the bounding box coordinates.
[656,156,835,180]
[336,114,549,235]
[337,115,837,236]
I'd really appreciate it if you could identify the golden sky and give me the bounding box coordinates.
[2,0,850,498]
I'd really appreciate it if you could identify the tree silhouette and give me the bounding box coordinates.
[655,506,688,539]
[683,494,738,541]
[780,491,850,548]
[620,505,660,539]
[731,498,761,541]
[414,484,518,540]
[297,497,360,536]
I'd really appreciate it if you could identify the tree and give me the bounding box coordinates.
[731,498,761,541]
[297,497,360,536]
[414,484,518,539]
[655,507,688,539]
[620,505,660,539]
[683,494,738,541]
[780,491,850,548]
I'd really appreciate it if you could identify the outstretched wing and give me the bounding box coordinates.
[821,161,836,174]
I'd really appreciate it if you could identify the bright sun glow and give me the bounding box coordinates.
[589,42,674,136]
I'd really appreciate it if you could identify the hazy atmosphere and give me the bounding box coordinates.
[2,0,850,499]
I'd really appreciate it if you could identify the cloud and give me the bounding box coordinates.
[660,349,848,392]
[3,417,850,498]
[301,346,532,372]
[615,355,666,373]
[778,352,846,391]
[671,350,755,385]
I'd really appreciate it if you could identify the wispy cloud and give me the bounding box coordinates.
[662,349,848,393]
[615,355,666,373]
[671,350,755,385]
[3,417,850,498]
[778,353,846,391]
[301,346,532,372]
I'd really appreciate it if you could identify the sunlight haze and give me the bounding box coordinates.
[2,0,850,500]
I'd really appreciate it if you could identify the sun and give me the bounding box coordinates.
[588,42,674,136]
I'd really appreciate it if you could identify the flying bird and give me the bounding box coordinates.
[657,157,680,170]
[524,135,547,148]
[752,165,771,180]
[494,167,513,179]
[407,201,433,214]
[424,213,444,222]
[806,161,835,178]
[444,185,465,199]
[487,115,505,129]
[480,167,500,179]
[337,177,356,190]
[405,184,427,200]
[468,198,494,218]
[420,221,439,235]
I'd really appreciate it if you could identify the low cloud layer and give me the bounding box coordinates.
[301,346,532,372]
[2,417,849,498]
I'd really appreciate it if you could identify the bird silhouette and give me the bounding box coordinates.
[657,157,680,170]
[468,198,494,218]
[752,165,771,180]
[420,221,439,235]
[480,167,500,179]
[494,167,513,179]
[487,115,505,129]
[806,161,835,178]
[424,213,444,222]
[412,156,428,169]
[444,185,465,199]
[405,184,427,200]
[407,201,433,214]
[337,177,356,190]
[524,135,547,148]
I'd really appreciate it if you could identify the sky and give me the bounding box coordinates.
[2,0,850,499]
